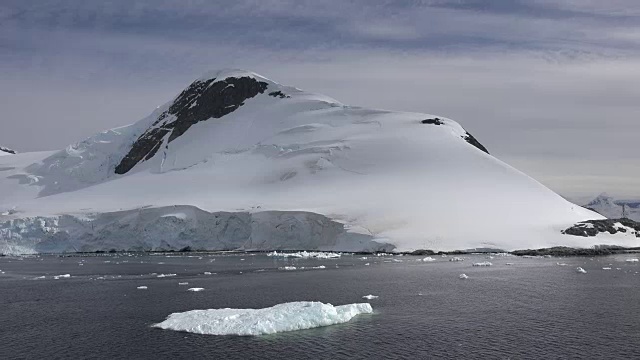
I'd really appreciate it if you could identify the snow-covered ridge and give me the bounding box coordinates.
[153,301,373,336]
[0,69,622,253]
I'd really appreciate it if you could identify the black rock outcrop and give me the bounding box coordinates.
[562,218,640,237]
[268,91,290,99]
[0,146,16,155]
[115,76,268,174]
[462,132,489,154]
[421,118,443,125]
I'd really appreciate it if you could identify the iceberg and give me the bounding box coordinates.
[418,257,436,262]
[153,301,373,336]
[157,273,177,278]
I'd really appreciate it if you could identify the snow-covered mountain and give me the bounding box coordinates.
[0,146,16,155]
[0,69,634,254]
[583,193,640,222]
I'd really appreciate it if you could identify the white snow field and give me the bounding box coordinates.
[153,301,373,336]
[0,69,633,254]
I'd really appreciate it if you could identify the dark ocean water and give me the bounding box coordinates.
[1,253,639,359]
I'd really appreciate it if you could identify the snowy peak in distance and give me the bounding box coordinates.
[0,146,16,155]
[583,193,640,221]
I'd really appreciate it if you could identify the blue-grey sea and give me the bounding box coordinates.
[1,253,639,359]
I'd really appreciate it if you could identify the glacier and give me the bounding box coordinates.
[1,69,636,254]
[153,301,373,336]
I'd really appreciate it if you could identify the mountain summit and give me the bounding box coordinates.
[2,70,632,254]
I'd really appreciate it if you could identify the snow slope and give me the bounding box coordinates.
[153,301,373,336]
[0,69,626,254]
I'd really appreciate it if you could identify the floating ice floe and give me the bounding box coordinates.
[178,282,189,285]
[362,294,378,299]
[53,274,71,279]
[157,273,177,278]
[576,267,587,274]
[459,274,469,279]
[267,251,341,259]
[137,286,148,290]
[449,257,464,262]
[153,301,373,336]
[472,262,492,267]
[418,257,436,262]
[626,259,639,263]
[187,288,204,292]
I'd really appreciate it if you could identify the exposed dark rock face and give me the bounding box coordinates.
[562,218,640,237]
[462,132,489,154]
[268,91,290,99]
[115,76,269,174]
[512,245,633,257]
[0,146,16,155]
[421,118,443,125]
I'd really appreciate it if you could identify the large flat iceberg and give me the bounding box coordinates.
[153,301,373,336]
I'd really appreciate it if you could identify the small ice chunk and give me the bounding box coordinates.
[459,274,469,279]
[419,257,435,262]
[188,288,205,292]
[267,251,341,259]
[312,265,326,269]
[157,273,177,278]
[279,266,297,271]
[576,267,587,274]
[472,262,492,267]
[137,286,148,290]
[602,267,612,270]
[53,274,71,279]
[362,294,378,299]
[506,263,514,265]
[364,263,370,266]
[34,276,46,279]
[178,282,189,285]
[625,258,639,262]
[449,257,464,262]
[556,263,568,266]
[204,272,213,275]
[153,301,373,336]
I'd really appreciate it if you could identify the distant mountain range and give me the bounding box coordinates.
[582,193,640,222]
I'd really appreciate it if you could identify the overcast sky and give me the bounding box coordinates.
[1,0,638,200]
